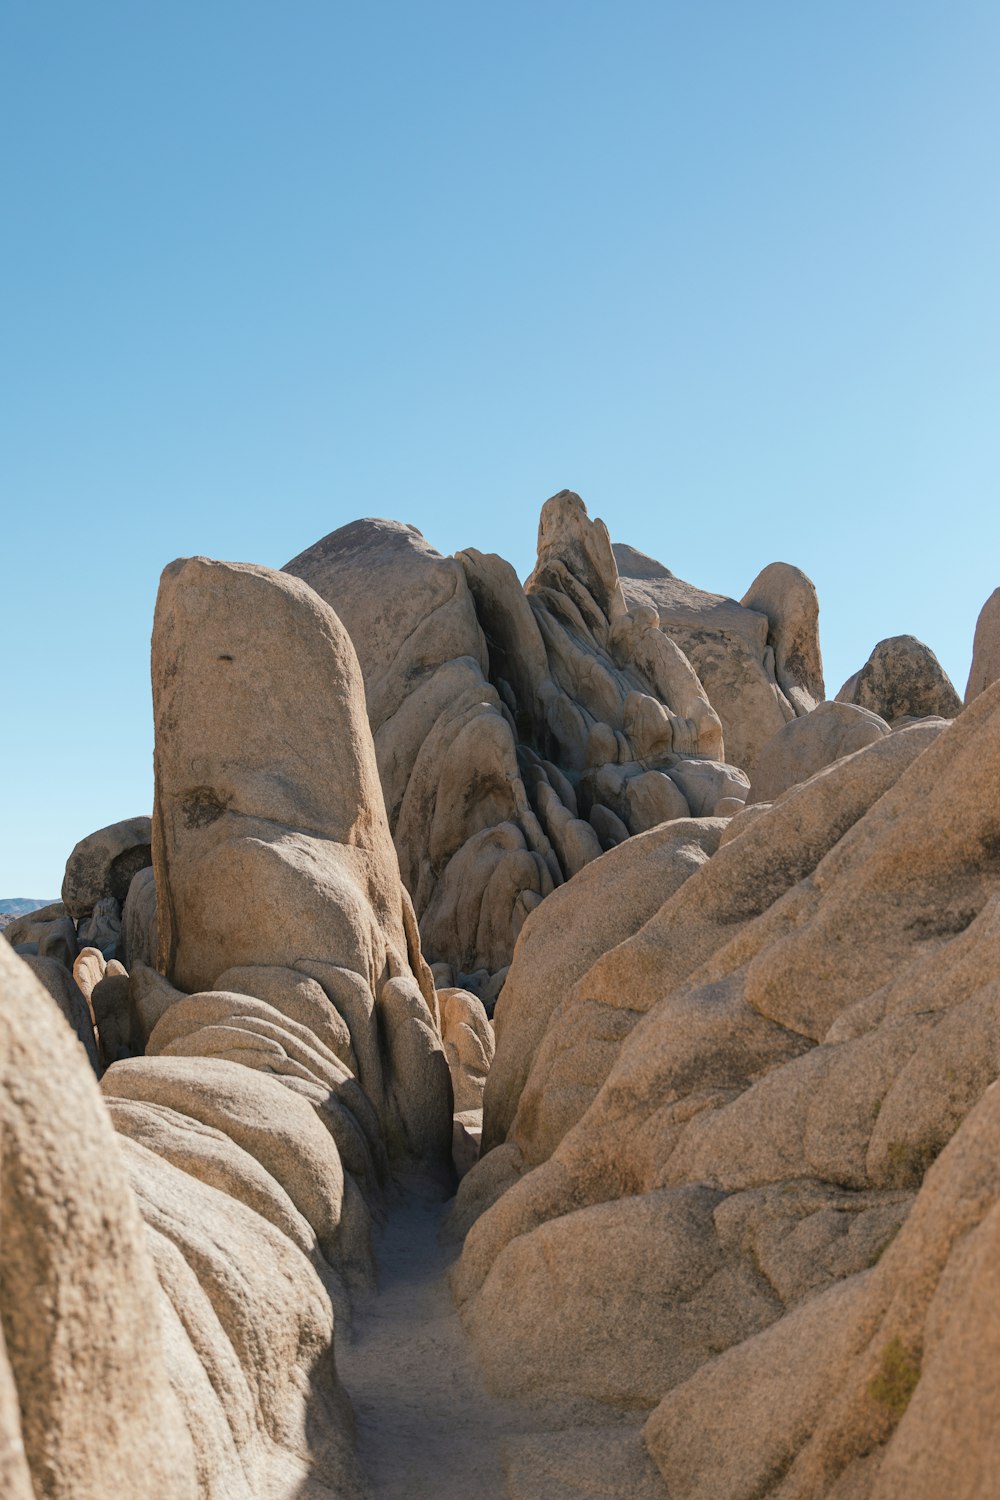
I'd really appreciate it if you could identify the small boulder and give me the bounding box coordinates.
[837,635,962,722]
[61,816,152,921]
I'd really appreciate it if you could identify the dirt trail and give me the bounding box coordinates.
[337,1175,661,1500]
[336,1175,524,1498]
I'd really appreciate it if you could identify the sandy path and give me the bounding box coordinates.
[336,1175,525,1499]
[337,1174,663,1500]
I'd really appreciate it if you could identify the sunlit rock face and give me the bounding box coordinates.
[456,681,1000,1500]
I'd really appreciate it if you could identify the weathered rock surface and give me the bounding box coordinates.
[454,685,1000,1497]
[287,496,752,978]
[749,699,891,804]
[837,635,962,722]
[285,517,542,978]
[440,987,495,1115]
[8,510,998,1500]
[614,543,824,774]
[966,585,1000,704]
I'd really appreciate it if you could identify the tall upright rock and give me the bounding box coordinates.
[150,556,452,1169]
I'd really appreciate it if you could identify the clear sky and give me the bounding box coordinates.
[2,1,998,895]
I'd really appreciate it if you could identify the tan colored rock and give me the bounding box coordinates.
[456,690,1000,1433]
[72,946,106,1003]
[129,962,186,1048]
[749,700,891,804]
[286,518,548,976]
[965,585,1000,703]
[0,941,197,1498]
[61,815,151,920]
[836,635,961,722]
[666,757,750,816]
[214,964,358,1072]
[102,1056,351,1274]
[5,904,78,971]
[3,901,69,951]
[463,1185,779,1405]
[481,817,724,1157]
[742,560,825,714]
[502,1427,665,1500]
[151,555,451,1173]
[439,987,495,1114]
[615,542,787,771]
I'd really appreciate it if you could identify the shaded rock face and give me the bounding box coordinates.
[62,816,152,920]
[455,683,1000,1496]
[287,494,753,976]
[837,634,962,722]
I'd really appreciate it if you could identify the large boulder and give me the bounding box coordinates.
[837,635,962,722]
[2,902,77,968]
[151,555,452,1174]
[121,865,158,970]
[749,699,891,804]
[480,818,725,1158]
[61,816,152,921]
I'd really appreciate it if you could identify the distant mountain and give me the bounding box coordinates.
[0,898,59,933]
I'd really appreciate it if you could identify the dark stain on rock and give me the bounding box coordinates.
[180,787,231,829]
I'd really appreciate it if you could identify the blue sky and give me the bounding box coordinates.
[2,1,998,894]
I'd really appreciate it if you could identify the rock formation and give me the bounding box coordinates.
[454,679,1000,1497]
[614,544,824,774]
[3,553,454,1498]
[3,493,996,1499]
[286,493,762,979]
